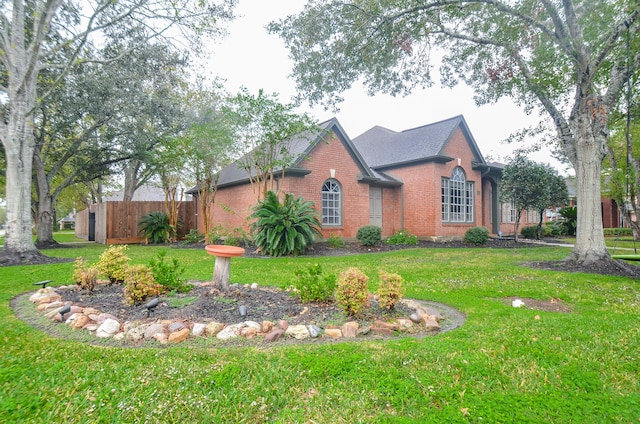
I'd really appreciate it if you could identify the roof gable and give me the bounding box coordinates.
[213,118,379,189]
[352,115,486,170]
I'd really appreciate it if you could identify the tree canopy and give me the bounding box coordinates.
[0,0,236,264]
[270,0,640,267]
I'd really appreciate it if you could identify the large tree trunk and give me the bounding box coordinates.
[566,110,609,266]
[1,100,43,262]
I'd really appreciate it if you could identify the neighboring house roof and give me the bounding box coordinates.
[102,184,186,202]
[352,115,486,171]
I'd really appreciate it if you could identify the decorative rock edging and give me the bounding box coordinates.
[24,286,465,346]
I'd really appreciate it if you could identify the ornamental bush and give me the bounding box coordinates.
[327,234,345,248]
[335,267,370,316]
[72,257,98,292]
[251,191,321,256]
[377,270,404,311]
[385,230,418,245]
[464,226,489,245]
[148,251,191,293]
[97,245,130,285]
[356,225,381,246]
[520,225,538,239]
[292,263,336,303]
[123,265,163,305]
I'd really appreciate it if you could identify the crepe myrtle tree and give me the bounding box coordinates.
[500,155,568,241]
[0,0,235,264]
[270,0,640,267]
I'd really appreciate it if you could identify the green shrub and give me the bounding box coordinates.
[464,226,489,245]
[335,267,370,316]
[138,211,175,244]
[224,227,251,247]
[251,191,321,257]
[182,229,205,244]
[521,225,538,239]
[544,221,566,236]
[385,230,418,245]
[559,206,577,236]
[97,245,130,285]
[603,227,632,237]
[356,225,382,247]
[377,270,405,311]
[123,265,163,305]
[327,234,345,248]
[148,251,191,293]
[292,263,336,303]
[72,257,98,292]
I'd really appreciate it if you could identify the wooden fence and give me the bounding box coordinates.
[75,201,194,244]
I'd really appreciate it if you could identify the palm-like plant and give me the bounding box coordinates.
[138,211,175,244]
[251,191,322,256]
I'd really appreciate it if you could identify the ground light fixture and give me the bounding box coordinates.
[145,298,160,317]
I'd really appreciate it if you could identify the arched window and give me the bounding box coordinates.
[322,179,342,226]
[441,167,474,223]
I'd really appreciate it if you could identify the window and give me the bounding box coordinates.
[322,179,341,226]
[442,167,474,223]
[501,202,517,223]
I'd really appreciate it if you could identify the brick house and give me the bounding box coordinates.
[191,115,537,240]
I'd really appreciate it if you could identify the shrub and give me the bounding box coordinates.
[148,251,191,293]
[327,234,345,248]
[224,227,251,247]
[356,225,382,247]
[603,227,632,237]
[559,206,577,236]
[520,225,538,239]
[292,263,337,303]
[72,257,98,292]
[385,230,418,245]
[464,226,489,245]
[251,191,321,256]
[544,221,566,236]
[377,270,404,311]
[97,245,130,285]
[335,267,370,316]
[123,265,163,305]
[182,229,205,244]
[138,211,175,244]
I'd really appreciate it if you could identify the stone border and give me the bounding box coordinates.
[15,286,466,347]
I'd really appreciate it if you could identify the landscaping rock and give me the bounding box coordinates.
[96,318,121,338]
[396,318,414,330]
[153,332,168,344]
[144,323,166,339]
[205,321,225,337]
[243,321,262,332]
[264,329,285,342]
[324,328,342,338]
[261,321,274,333]
[240,327,257,339]
[192,323,207,336]
[308,325,322,338]
[278,320,289,331]
[167,321,187,333]
[71,314,90,330]
[286,324,310,340]
[169,328,190,343]
[216,323,245,340]
[126,324,149,341]
[342,321,359,338]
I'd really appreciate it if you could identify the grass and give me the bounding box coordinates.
[0,230,87,245]
[1,243,640,422]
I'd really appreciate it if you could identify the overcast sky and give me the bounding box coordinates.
[202,0,567,173]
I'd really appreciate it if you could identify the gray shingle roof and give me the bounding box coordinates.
[189,115,486,192]
[352,115,485,170]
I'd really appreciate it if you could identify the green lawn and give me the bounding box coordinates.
[1,243,639,422]
[0,230,87,245]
